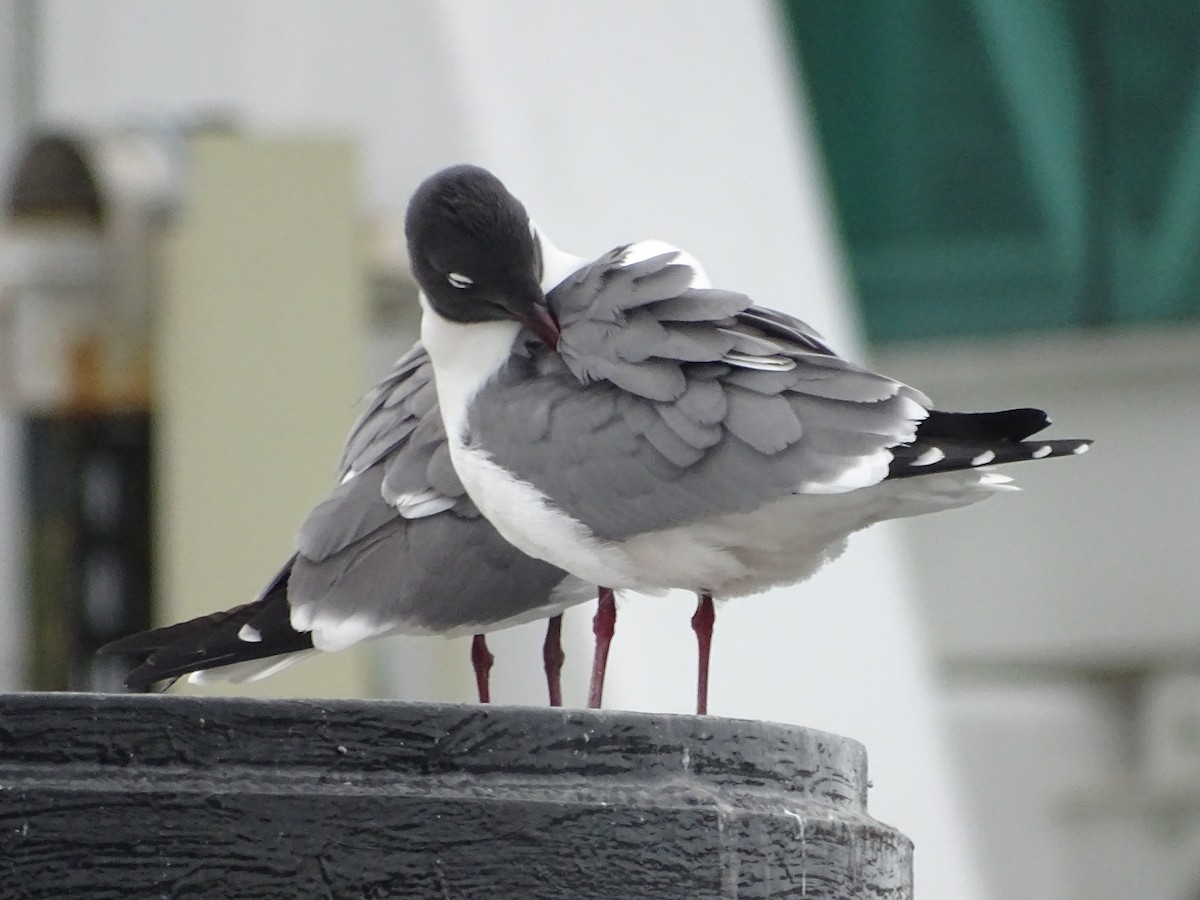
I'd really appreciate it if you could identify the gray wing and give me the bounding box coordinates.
[335,342,439,480]
[300,343,468,564]
[470,247,929,541]
[290,343,576,647]
[290,505,577,643]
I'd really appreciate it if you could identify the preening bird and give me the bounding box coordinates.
[102,344,595,704]
[406,164,1092,715]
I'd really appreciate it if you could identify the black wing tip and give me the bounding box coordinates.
[98,628,188,690]
[919,408,1054,443]
[98,630,169,656]
[1011,407,1053,436]
[889,437,1092,478]
[113,629,315,692]
[122,668,179,694]
[100,560,310,691]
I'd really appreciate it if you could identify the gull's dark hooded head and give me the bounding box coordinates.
[405,164,559,346]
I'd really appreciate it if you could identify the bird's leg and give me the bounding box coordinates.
[543,614,565,707]
[471,633,494,704]
[692,593,715,716]
[587,588,617,709]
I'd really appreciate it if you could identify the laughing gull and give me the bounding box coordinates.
[405,164,1093,715]
[103,343,597,703]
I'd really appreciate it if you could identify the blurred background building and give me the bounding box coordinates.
[0,2,1197,899]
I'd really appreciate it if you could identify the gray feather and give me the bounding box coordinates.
[652,288,749,322]
[738,305,834,355]
[795,369,908,403]
[339,415,421,476]
[338,344,437,477]
[631,408,706,467]
[290,512,574,637]
[725,368,791,395]
[786,392,921,442]
[426,441,464,500]
[296,466,398,562]
[291,342,584,642]
[656,402,723,450]
[724,390,804,454]
[718,327,790,357]
[463,246,931,541]
[612,252,688,287]
[649,322,740,363]
[620,261,698,308]
[584,355,687,401]
[674,378,727,426]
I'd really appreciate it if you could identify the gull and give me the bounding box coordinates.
[102,343,597,704]
[406,164,1093,715]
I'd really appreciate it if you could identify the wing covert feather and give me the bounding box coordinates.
[467,246,929,540]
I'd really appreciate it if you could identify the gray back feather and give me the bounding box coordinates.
[469,248,928,541]
[291,343,570,636]
[336,343,438,479]
[290,509,571,635]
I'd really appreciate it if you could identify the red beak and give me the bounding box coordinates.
[525,303,562,349]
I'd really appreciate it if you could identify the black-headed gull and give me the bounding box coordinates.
[406,164,1092,715]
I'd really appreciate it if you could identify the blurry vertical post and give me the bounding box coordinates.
[24,413,151,690]
[2,129,178,690]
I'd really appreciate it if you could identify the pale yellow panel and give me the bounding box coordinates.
[156,135,368,698]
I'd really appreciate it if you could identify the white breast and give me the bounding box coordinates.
[419,297,648,588]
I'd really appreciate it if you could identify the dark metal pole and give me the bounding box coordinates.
[23,413,152,690]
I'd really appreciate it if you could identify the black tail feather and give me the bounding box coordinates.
[889,407,1091,479]
[917,408,1051,443]
[100,557,313,691]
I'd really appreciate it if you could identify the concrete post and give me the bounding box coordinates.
[0,692,911,898]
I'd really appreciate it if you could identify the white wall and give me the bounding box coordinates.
[28,4,985,897]
[879,326,1200,900]
[881,328,1200,665]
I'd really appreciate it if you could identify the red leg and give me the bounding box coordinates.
[471,633,494,704]
[543,614,565,707]
[587,588,617,709]
[691,593,715,716]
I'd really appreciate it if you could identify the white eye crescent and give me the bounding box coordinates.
[447,272,474,289]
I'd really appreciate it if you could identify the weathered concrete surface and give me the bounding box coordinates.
[0,693,912,898]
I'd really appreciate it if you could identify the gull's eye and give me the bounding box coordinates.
[447,272,474,289]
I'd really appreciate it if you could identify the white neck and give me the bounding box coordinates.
[532,223,589,291]
[419,294,523,442]
[619,239,713,288]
